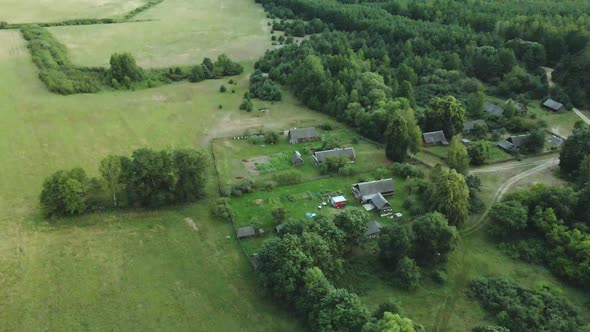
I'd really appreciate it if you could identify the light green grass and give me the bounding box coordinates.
[231,175,409,255]
[49,0,272,67]
[0,0,148,23]
[0,27,307,330]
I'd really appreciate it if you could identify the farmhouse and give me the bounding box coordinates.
[237,226,256,239]
[423,130,449,145]
[365,221,383,239]
[484,101,504,116]
[367,193,393,216]
[352,178,395,202]
[313,147,355,165]
[463,120,487,134]
[288,127,321,144]
[330,195,347,208]
[498,134,530,152]
[543,98,565,112]
[291,151,304,166]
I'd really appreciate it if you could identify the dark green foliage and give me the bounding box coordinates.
[429,168,470,226]
[473,326,510,332]
[172,149,208,202]
[559,123,590,176]
[250,71,282,101]
[123,0,164,20]
[320,157,348,174]
[219,84,227,93]
[40,168,100,217]
[423,96,466,139]
[378,223,413,268]
[230,179,254,196]
[333,209,368,249]
[524,128,545,154]
[488,201,529,237]
[110,52,143,85]
[372,299,402,318]
[467,277,581,332]
[385,114,409,162]
[272,170,302,185]
[212,198,233,221]
[271,207,287,224]
[391,163,424,179]
[411,212,459,265]
[397,257,421,290]
[239,94,254,112]
[554,46,590,108]
[123,149,176,207]
[468,141,489,165]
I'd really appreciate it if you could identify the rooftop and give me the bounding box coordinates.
[353,178,395,198]
[314,147,355,163]
[543,98,564,111]
[484,101,504,116]
[365,221,383,236]
[289,127,320,140]
[423,130,448,145]
[237,226,256,239]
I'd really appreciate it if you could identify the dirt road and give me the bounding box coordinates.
[573,108,590,126]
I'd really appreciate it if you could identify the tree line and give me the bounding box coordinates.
[21,25,243,94]
[40,148,208,218]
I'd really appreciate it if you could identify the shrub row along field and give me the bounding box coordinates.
[21,25,243,94]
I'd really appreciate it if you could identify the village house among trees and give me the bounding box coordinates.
[287,127,321,144]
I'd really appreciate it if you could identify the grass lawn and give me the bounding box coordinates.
[231,174,409,255]
[213,127,390,187]
[0,26,308,330]
[0,0,148,24]
[49,0,272,67]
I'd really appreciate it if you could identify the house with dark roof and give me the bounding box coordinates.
[423,130,449,145]
[313,147,355,165]
[365,221,383,239]
[497,134,530,152]
[288,127,321,144]
[543,99,565,112]
[291,151,304,166]
[463,120,487,134]
[368,193,392,217]
[484,101,504,116]
[352,178,395,202]
[237,226,256,239]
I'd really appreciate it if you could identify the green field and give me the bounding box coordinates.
[49,0,272,67]
[0,8,303,328]
[0,0,148,23]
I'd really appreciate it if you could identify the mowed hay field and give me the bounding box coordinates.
[0,0,148,24]
[49,0,272,67]
[0,1,306,328]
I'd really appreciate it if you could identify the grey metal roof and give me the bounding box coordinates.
[237,226,256,239]
[497,140,515,151]
[291,151,303,164]
[508,135,529,148]
[288,127,320,141]
[463,120,486,132]
[365,221,383,236]
[353,178,395,198]
[423,130,448,145]
[547,135,564,146]
[369,193,391,210]
[484,101,504,116]
[543,99,564,111]
[314,147,355,163]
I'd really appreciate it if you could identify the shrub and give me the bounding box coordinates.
[391,163,424,178]
[220,84,227,93]
[272,171,302,185]
[231,179,254,196]
[212,198,233,221]
[397,257,421,290]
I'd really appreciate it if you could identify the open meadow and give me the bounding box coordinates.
[0,0,148,24]
[48,0,272,67]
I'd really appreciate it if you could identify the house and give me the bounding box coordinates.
[365,221,383,239]
[497,134,529,152]
[291,151,304,166]
[313,147,356,165]
[547,134,564,146]
[484,101,504,116]
[287,127,321,144]
[368,193,393,217]
[330,195,347,208]
[543,98,565,112]
[463,120,487,134]
[352,178,395,202]
[423,131,449,145]
[460,138,472,146]
[237,226,256,239]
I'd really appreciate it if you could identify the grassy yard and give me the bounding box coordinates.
[213,127,390,187]
[231,175,409,255]
[49,0,272,67]
[0,0,148,23]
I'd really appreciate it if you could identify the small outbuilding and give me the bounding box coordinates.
[497,134,530,152]
[368,193,393,217]
[291,151,304,166]
[484,101,504,116]
[330,195,347,208]
[313,147,356,165]
[237,226,256,239]
[460,138,472,146]
[365,221,383,240]
[288,127,321,144]
[423,130,449,145]
[543,99,565,112]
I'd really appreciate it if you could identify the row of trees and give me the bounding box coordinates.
[256,210,422,331]
[40,148,208,217]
